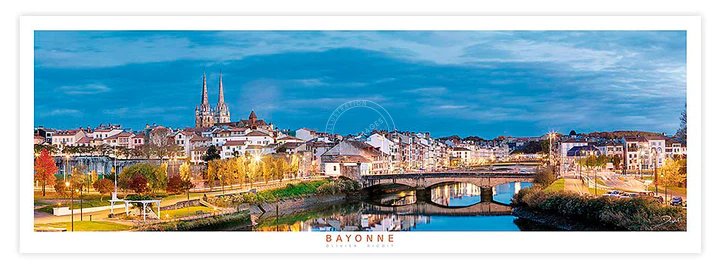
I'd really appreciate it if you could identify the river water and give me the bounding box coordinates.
[245,181,557,232]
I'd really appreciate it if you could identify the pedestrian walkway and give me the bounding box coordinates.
[564,177,589,194]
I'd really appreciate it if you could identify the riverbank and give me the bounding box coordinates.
[137,178,361,231]
[512,207,619,231]
[512,187,687,231]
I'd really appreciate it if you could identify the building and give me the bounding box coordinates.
[321,140,384,178]
[195,72,231,128]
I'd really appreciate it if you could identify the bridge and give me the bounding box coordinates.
[364,186,515,216]
[360,171,536,189]
[364,201,513,216]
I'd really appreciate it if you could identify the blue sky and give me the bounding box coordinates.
[34,31,686,138]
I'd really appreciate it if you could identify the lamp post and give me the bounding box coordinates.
[652,148,659,196]
[113,147,118,197]
[65,180,74,232]
[593,151,598,196]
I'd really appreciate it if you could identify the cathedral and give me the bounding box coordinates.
[195,72,231,128]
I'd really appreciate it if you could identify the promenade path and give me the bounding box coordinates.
[564,177,589,194]
[34,177,323,226]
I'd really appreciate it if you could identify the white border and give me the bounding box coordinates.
[19,16,701,253]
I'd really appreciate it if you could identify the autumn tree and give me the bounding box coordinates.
[261,155,274,183]
[129,173,149,194]
[166,175,183,194]
[659,157,686,189]
[93,178,114,200]
[34,149,57,196]
[235,156,247,186]
[289,154,300,178]
[178,161,194,202]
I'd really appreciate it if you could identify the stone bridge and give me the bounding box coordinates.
[364,201,513,216]
[360,171,535,189]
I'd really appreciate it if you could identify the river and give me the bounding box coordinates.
[241,181,558,232]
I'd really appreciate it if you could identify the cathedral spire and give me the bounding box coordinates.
[218,71,225,105]
[201,72,209,105]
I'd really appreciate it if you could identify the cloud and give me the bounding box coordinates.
[57,83,110,95]
[405,87,447,96]
[33,31,687,137]
[42,109,81,117]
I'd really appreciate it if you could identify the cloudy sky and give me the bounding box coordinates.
[34,31,686,138]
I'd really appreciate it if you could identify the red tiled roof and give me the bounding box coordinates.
[323,155,372,163]
[223,140,247,146]
[76,136,92,143]
[105,132,133,140]
[246,130,270,137]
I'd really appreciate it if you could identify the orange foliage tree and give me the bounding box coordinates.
[34,149,57,197]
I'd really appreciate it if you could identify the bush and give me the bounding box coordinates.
[203,179,361,207]
[533,167,556,187]
[514,187,686,231]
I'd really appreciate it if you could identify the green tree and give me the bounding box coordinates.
[119,163,164,192]
[204,145,221,162]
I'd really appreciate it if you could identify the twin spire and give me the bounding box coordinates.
[196,71,231,128]
[200,71,225,106]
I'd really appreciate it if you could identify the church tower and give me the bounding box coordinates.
[195,72,215,128]
[214,71,231,124]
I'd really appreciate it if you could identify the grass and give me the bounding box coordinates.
[543,178,565,193]
[587,187,605,196]
[263,180,330,198]
[162,206,214,219]
[35,221,131,232]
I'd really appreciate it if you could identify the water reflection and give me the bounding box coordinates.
[430,182,483,207]
[247,181,546,232]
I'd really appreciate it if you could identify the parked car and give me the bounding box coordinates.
[654,196,664,203]
[638,191,654,196]
[670,197,684,206]
[622,193,639,198]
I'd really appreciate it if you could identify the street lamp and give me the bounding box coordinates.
[65,180,74,232]
[652,148,659,196]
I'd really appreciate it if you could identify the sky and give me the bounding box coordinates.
[34,31,687,138]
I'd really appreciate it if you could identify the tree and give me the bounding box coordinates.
[289,154,300,178]
[610,155,622,170]
[34,149,57,196]
[261,155,274,183]
[156,162,168,192]
[659,157,686,188]
[119,163,165,192]
[166,175,183,194]
[569,130,577,136]
[676,108,687,143]
[90,170,98,192]
[204,145,221,162]
[93,179,114,201]
[206,159,219,189]
[128,173,149,194]
[178,162,194,202]
[235,156,247,186]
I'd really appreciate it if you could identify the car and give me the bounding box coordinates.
[623,193,639,198]
[638,191,654,196]
[670,197,684,206]
[654,196,664,203]
[607,190,623,196]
